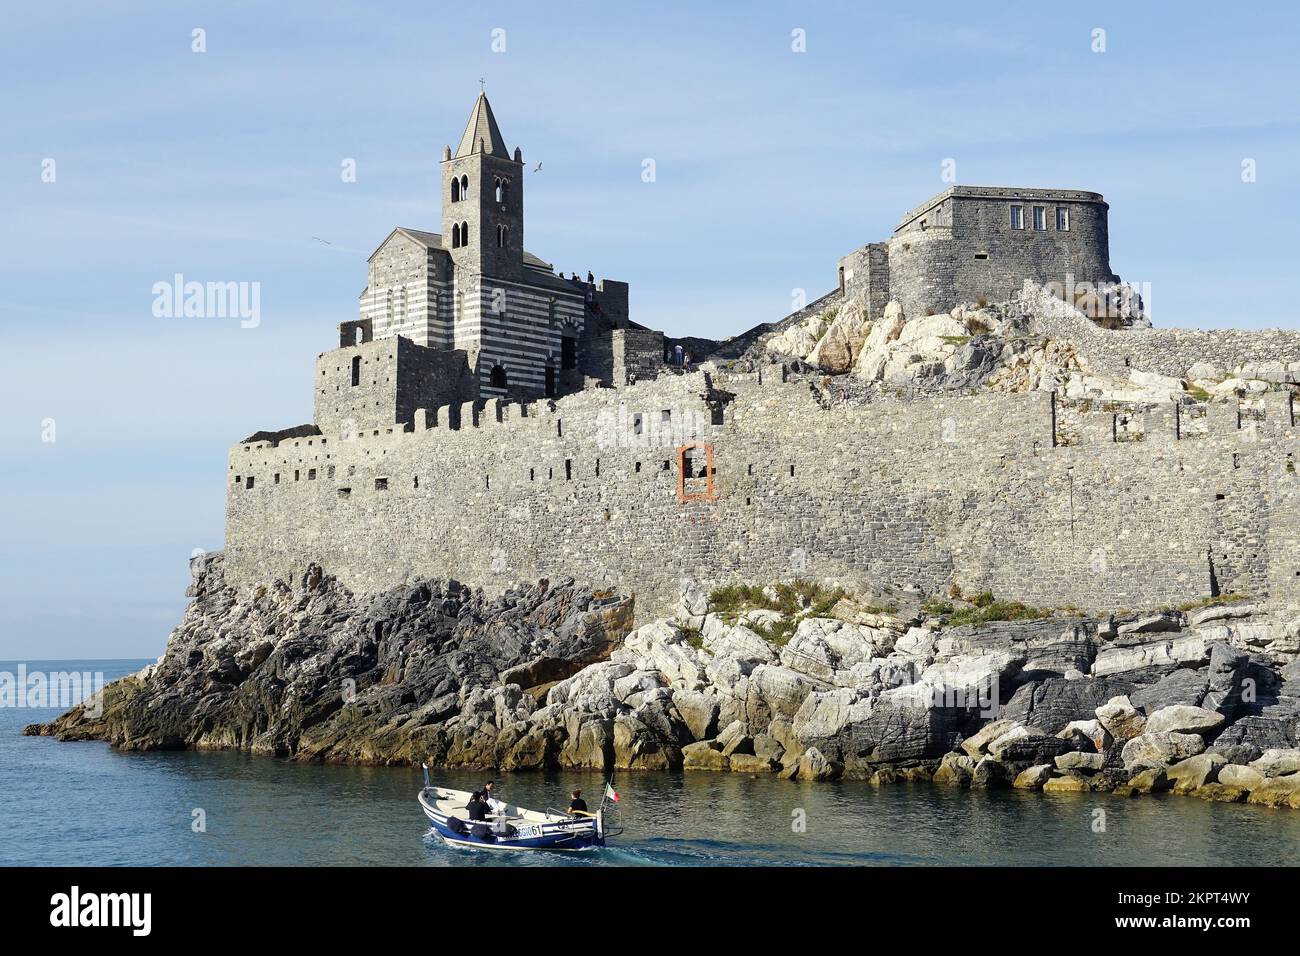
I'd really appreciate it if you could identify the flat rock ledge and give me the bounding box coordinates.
[25,556,1300,810]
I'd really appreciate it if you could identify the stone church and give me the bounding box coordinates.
[332,92,656,415]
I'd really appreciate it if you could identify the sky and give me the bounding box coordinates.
[2,1,1299,658]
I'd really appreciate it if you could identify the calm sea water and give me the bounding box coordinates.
[4,660,1300,867]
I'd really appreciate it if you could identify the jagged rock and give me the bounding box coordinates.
[1055,751,1104,772]
[794,747,842,782]
[1217,765,1266,790]
[1189,602,1259,628]
[1249,748,1300,777]
[792,687,857,747]
[753,734,785,763]
[673,690,719,742]
[1245,775,1300,808]
[1130,668,1210,713]
[1165,753,1226,793]
[727,753,777,774]
[1192,783,1248,803]
[845,684,970,763]
[961,718,1017,758]
[1013,764,1054,790]
[807,299,870,373]
[1143,705,1225,736]
[996,734,1077,764]
[971,756,1009,789]
[1121,768,1171,795]
[682,740,728,771]
[1001,677,1136,735]
[933,752,975,787]
[1093,634,1210,677]
[1042,773,1091,793]
[780,618,882,681]
[675,579,709,629]
[1095,695,1146,741]
[1117,612,1183,635]
[1057,718,1112,753]
[1209,717,1296,764]
[1121,732,1207,769]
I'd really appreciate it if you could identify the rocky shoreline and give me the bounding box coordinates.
[27,555,1300,810]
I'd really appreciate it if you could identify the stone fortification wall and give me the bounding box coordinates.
[227,367,1300,621]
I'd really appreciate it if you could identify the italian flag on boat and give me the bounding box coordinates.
[605,781,619,803]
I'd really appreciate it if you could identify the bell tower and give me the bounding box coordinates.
[441,91,524,282]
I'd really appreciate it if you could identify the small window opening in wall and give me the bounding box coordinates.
[565,459,572,481]
[308,468,317,480]
[327,465,335,479]
[1215,493,1226,501]
[1233,453,1241,470]
[1032,206,1046,231]
[1056,207,1070,231]
[413,475,419,488]
[789,464,795,477]
[234,475,241,485]
[556,419,563,437]
[662,460,670,470]
[635,461,642,473]
[548,467,554,480]
[747,463,753,475]
[745,497,751,506]
[1009,205,1024,230]
[661,409,671,424]
[338,487,351,498]
[485,475,490,489]
[274,473,280,484]
[529,467,535,481]
[351,356,361,387]
[294,470,300,482]
[632,413,643,435]
[245,476,254,489]
[595,459,600,477]
[974,252,989,260]
[375,477,388,491]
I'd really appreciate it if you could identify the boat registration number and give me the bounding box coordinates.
[516,824,544,839]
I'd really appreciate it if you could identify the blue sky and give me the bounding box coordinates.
[3,1,1299,657]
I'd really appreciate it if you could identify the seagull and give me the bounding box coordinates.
[533,162,543,173]
[311,236,332,245]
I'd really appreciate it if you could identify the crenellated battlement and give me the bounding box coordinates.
[225,366,1300,621]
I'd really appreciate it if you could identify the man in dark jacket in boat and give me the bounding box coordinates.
[483,780,505,814]
[465,791,490,822]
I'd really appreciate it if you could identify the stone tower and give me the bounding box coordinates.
[441,92,525,283]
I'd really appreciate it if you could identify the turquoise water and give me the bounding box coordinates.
[4,660,1300,866]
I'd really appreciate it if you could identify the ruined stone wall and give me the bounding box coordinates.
[228,369,1300,621]
[611,329,665,385]
[838,243,890,319]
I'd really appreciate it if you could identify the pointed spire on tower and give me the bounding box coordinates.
[455,91,510,158]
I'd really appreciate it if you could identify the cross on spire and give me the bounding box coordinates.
[479,78,485,92]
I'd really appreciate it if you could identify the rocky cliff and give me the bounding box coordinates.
[29,556,1300,808]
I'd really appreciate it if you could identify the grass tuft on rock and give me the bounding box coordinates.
[708,579,850,645]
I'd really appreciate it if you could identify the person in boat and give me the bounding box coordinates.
[465,790,490,822]
[483,780,505,814]
[568,788,591,817]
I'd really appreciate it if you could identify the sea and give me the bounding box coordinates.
[3,660,1299,866]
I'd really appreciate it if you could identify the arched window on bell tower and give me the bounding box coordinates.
[461,221,469,245]
[451,223,461,248]
[496,224,507,248]
[451,178,460,202]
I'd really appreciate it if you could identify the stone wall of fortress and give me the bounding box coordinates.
[224,366,1300,621]
[1019,285,1300,379]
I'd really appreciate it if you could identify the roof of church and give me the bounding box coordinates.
[366,226,553,272]
[455,92,510,158]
